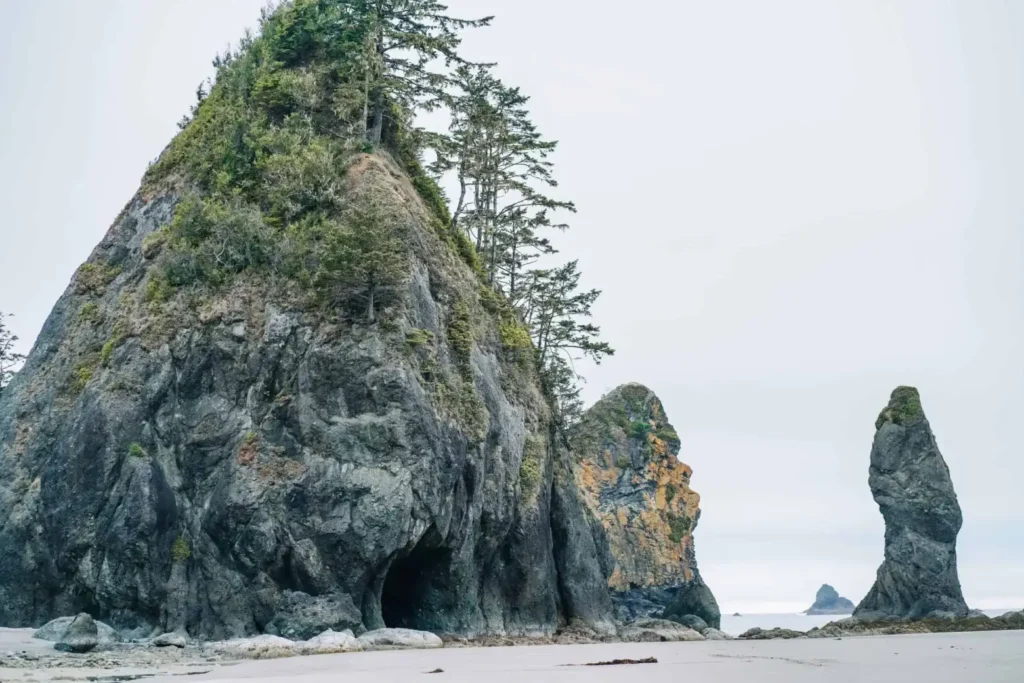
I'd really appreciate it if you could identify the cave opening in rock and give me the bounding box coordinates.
[380,532,452,630]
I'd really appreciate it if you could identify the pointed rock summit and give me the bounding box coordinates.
[805,584,854,615]
[854,387,969,620]
[570,383,720,629]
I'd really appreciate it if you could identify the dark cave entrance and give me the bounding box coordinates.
[380,533,451,630]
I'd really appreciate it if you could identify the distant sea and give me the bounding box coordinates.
[720,609,1016,636]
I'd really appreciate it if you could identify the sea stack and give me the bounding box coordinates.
[805,584,854,615]
[570,383,720,629]
[854,387,969,620]
[0,3,618,639]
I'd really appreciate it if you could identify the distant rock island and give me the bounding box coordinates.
[854,387,969,620]
[805,585,855,615]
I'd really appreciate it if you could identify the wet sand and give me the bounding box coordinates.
[4,628,1022,683]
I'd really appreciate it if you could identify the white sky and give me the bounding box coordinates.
[1,0,1022,613]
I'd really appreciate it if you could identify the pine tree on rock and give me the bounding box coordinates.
[0,312,24,397]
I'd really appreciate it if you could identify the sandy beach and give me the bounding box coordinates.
[4,628,1021,683]
[162,632,1022,683]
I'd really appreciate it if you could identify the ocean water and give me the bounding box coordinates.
[719,609,1016,636]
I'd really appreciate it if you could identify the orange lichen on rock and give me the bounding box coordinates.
[569,383,702,591]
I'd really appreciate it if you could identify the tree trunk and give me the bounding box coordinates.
[368,90,384,145]
[367,288,376,324]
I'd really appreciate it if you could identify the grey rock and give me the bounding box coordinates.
[661,573,721,630]
[54,613,99,653]
[264,591,362,641]
[854,387,969,620]
[667,614,708,632]
[967,609,988,619]
[0,157,615,639]
[356,628,443,650]
[214,634,299,658]
[300,629,361,654]
[701,627,733,640]
[151,631,187,648]
[992,610,1024,628]
[620,619,704,642]
[739,627,805,640]
[34,616,122,645]
[805,584,855,615]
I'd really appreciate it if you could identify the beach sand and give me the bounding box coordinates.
[3,628,1022,683]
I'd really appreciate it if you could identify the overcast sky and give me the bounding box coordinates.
[1,1,1022,613]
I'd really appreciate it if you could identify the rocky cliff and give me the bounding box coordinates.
[570,384,719,628]
[805,584,854,615]
[854,387,969,620]
[0,17,619,638]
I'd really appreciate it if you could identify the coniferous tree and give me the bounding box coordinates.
[521,263,614,424]
[313,189,408,323]
[352,0,492,144]
[0,312,25,396]
[434,65,573,288]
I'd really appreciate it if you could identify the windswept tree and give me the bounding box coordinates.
[434,66,573,286]
[0,312,25,396]
[352,0,492,144]
[520,263,614,424]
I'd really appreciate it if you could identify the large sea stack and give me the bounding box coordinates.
[0,4,615,639]
[570,383,720,628]
[854,386,969,620]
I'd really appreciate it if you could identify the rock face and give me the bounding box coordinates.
[570,384,719,628]
[0,156,613,638]
[854,387,969,620]
[805,584,855,615]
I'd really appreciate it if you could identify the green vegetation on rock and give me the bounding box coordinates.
[876,386,925,430]
[171,537,191,563]
[128,443,148,459]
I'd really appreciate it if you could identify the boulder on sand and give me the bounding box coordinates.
[152,631,188,648]
[620,618,704,642]
[356,628,443,650]
[34,615,121,645]
[54,613,99,653]
[300,629,362,654]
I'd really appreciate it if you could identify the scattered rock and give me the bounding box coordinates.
[738,627,805,640]
[805,584,855,615]
[621,619,704,642]
[54,613,99,653]
[667,613,708,632]
[580,657,658,666]
[214,634,300,659]
[151,632,187,648]
[661,574,721,630]
[701,628,733,640]
[34,616,122,645]
[854,387,969,620]
[356,628,443,650]
[264,591,363,641]
[300,629,362,654]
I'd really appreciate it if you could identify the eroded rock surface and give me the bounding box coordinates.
[570,384,719,628]
[854,387,968,620]
[0,154,613,640]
